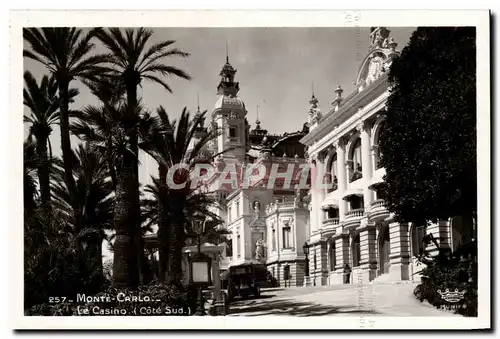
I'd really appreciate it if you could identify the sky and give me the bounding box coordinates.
[23,27,415,261]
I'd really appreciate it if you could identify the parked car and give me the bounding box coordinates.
[223,263,270,301]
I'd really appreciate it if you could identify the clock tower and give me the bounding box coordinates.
[211,53,248,163]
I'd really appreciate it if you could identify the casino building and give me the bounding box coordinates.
[145,27,474,287]
[299,27,474,285]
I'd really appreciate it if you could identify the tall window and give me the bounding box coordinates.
[327,207,339,219]
[314,253,317,270]
[352,234,361,267]
[282,226,291,249]
[235,201,240,218]
[236,234,241,257]
[327,153,338,192]
[349,138,363,182]
[349,196,364,210]
[225,240,233,257]
[228,206,232,223]
[329,242,336,271]
[229,127,236,138]
[375,121,385,170]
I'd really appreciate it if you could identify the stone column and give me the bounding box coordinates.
[426,219,452,256]
[388,222,410,281]
[310,158,318,233]
[335,139,347,221]
[316,155,326,226]
[359,222,378,282]
[359,122,374,210]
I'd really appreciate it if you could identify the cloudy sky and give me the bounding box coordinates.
[23,27,415,260]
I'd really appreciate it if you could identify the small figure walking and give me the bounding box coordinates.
[344,264,352,284]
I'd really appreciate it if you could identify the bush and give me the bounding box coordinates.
[26,280,198,316]
[413,240,477,317]
[24,213,108,310]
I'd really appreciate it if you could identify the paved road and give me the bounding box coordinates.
[227,283,462,317]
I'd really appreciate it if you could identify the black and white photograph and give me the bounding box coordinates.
[9,9,490,330]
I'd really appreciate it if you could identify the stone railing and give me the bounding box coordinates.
[322,218,340,226]
[345,208,365,219]
[371,199,386,209]
[279,202,295,209]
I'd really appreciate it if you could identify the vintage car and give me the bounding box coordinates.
[222,262,270,301]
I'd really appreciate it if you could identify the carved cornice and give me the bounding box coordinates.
[300,73,389,147]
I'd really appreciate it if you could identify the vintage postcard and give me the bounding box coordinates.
[10,9,490,330]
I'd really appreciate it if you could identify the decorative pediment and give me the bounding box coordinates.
[356,28,399,89]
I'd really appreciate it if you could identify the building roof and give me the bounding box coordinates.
[213,95,246,112]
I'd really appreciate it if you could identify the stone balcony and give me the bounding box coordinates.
[322,218,340,227]
[344,208,365,229]
[321,217,339,237]
[369,199,390,222]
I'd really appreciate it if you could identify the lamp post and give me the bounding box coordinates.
[191,217,210,316]
[303,242,311,287]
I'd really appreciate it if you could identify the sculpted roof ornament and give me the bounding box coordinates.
[308,94,322,125]
[369,27,391,51]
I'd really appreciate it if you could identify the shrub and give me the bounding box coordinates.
[413,240,477,317]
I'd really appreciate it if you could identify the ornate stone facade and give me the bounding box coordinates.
[299,27,465,285]
[199,54,311,287]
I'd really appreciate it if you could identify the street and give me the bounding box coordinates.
[227,283,462,317]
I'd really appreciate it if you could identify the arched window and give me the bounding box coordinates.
[326,153,338,192]
[352,234,361,267]
[349,138,363,182]
[374,121,385,169]
[329,241,336,271]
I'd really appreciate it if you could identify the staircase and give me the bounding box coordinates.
[370,273,391,284]
[370,273,419,285]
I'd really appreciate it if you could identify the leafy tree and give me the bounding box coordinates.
[379,27,476,226]
[92,28,191,288]
[23,28,109,197]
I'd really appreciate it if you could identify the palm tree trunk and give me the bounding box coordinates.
[58,80,76,195]
[35,134,51,213]
[112,149,140,289]
[168,191,186,286]
[107,135,117,190]
[157,164,169,281]
[124,81,143,285]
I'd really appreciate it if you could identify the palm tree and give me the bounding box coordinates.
[139,107,224,285]
[92,28,191,288]
[23,139,38,217]
[71,76,125,190]
[141,182,228,281]
[23,28,110,197]
[23,71,79,213]
[51,143,114,279]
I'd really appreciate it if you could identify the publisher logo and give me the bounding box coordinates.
[437,288,466,303]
